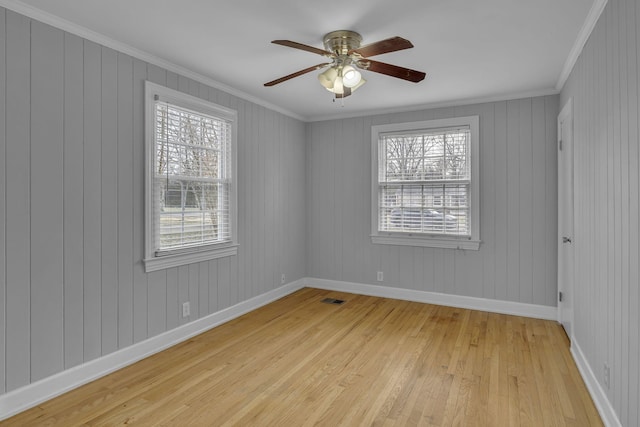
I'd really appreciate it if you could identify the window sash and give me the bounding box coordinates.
[377,182,471,236]
[379,127,471,183]
[154,180,231,253]
[153,100,232,253]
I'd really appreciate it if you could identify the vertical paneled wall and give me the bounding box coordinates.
[306,96,559,306]
[560,0,640,425]
[0,8,307,394]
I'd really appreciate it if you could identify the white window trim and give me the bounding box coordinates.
[371,116,481,250]
[144,81,238,272]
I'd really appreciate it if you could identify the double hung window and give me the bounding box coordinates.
[371,116,480,250]
[144,81,237,272]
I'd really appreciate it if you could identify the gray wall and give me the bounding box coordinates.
[0,8,307,394]
[306,96,559,306]
[560,0,640,425]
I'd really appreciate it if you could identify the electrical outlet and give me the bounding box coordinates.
[182,301,190,318]
[281,273,286,284]
[604,363,610,389]
[377,271,384,282]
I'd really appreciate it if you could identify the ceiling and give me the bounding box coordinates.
[7,0,593,121]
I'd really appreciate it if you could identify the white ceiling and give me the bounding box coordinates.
[7,0,593,121]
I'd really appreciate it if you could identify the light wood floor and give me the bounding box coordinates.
[3,288,602,426]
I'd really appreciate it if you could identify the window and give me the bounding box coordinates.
[144,81,237,272]
[371,116,480,250]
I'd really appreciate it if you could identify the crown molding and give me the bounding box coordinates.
[0,0,305,122]
[556,0,608,91]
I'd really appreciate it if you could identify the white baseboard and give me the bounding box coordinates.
[304,277,557,320]
[570,341,622,427]
[0,279,305,421]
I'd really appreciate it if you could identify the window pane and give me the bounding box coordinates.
[157,180,230,250]
[378,183,469,236]
[444,132,469,179]
[380,128,469,182]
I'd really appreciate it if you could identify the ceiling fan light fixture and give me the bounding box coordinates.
[349,76,366,92]
[332,75,344,94]
[318,67,338,89]
[341,65,362,88]
[319,65,365,97]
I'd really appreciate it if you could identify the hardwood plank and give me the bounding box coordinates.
[2,289,603,426]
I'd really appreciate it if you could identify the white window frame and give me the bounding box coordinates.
[144,81,238,272]
[371,116,481,250]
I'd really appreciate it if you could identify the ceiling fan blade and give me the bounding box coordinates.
[358,59,426,83]
[264,63,331,87]
[348,36,414,58]
[271,40,334,57]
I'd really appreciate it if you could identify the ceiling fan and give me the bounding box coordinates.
[264,30,426,99]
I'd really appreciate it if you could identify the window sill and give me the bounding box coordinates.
[144,244,238,272]
[371,234,481,250]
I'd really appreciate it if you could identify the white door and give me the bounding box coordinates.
[557,99,574,339]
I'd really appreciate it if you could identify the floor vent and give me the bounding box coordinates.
[321,298,345,305]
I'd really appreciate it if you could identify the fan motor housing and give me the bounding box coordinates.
[323,30,362,56]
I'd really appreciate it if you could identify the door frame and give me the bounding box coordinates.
[557,98,574,339]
